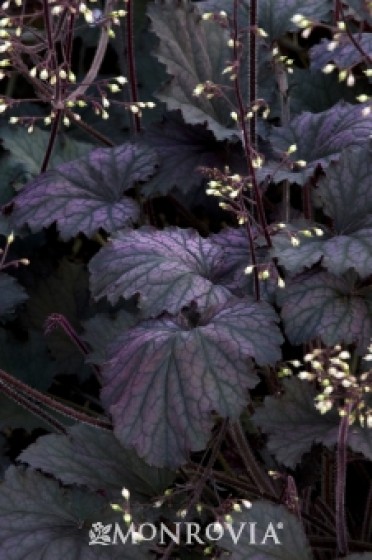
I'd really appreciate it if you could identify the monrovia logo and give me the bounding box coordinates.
[88,520,284,546]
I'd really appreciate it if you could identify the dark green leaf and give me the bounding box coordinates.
[259,0,332,42]
[0,126,92,175]
[0,329,55,391]
[317,143,372,232]
[82,309,141,365]
[148,0,244,140]
[0,272,28,320]
[288,68,366,116]
[0,467,148,559]
[19,424,175,501]
[26,260,93,379]
[218,500,313,559]
[253,378,372,467]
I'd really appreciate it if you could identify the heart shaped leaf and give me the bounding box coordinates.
[19,424,175,501]
[277,270,372,353]
[89,227,231,317]
[253,378,372,467]
[217,500,313,560]
[11,143,158,240]
[100,298,283,466]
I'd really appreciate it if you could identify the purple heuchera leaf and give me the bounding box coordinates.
[140,112,245,196]
[211,227,278,301]
[277,270,372,353]
[100,298,283,466]
[89,227,232,317]
[317,143,372,232]
[268,102,372,185]
[271,144,372,277]
[11,143,158,240]
[310,34,372,70]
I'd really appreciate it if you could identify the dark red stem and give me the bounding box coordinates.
[335,404,351,555]
[125,0,141,133]
[232,0,272,248]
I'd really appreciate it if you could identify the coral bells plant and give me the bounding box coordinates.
[0,1,371,559]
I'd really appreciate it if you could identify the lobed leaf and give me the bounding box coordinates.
[89,227,231,317]
[268,103,372,185]
[345,0,372,25]
[310,34,372,71]
[218,499,313,559]
[271,145,372,277]
[259,0,332,42]
[100,298,283,466]
[277,270,372,353]
[19,424,175,501]
[317,143,372,233]
[0,467,146,560]
[140,112,245,196]
[253,378,372,467]
[147,0,244,140]
[11,143,158,240]
[288,68,366,116]
[0,126,92,176]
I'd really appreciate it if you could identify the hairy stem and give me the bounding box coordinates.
[229,420,278,498]
[249,0,258,146]
[159,421,228,559]
[335,403,351,556]
[44,313,101,378]
[0,380,67,433]
[0,369,112,430]
[232,0,272,248]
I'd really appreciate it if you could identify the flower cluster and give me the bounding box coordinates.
[296,345,372,425]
